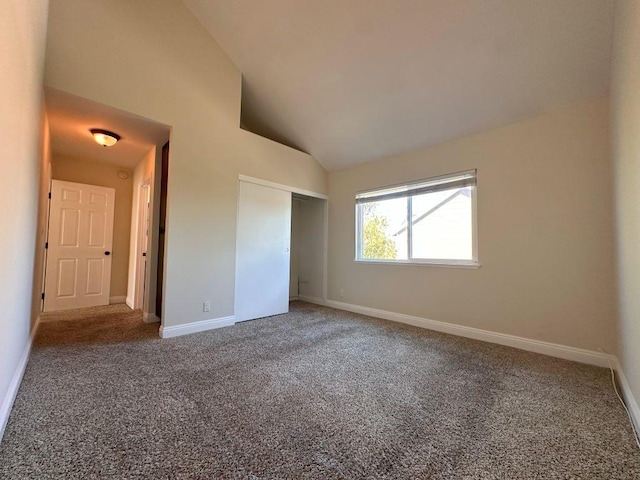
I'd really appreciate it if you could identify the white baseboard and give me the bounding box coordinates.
[298,295,327,306]
[0,317,40,443]
[309,295,640,438]
[110,296,126,305]
[159,315,235,339]
[324,300,614,368]
[613,359,640,434]
[143,312,160,324]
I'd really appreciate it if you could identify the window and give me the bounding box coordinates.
[355,170,478,267]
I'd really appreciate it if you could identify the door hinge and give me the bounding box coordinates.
[41,293,45,300]
[45,242,48,249]
[48,192,51,199]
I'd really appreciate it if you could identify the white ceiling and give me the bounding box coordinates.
[46,88,170,169]
[183,0,616,171]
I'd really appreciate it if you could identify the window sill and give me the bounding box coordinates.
[354,259,481,269]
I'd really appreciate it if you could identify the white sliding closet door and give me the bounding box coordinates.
[235,180,292,322]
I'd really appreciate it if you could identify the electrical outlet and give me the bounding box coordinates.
[339,289,345,298]
[203,301,210,312]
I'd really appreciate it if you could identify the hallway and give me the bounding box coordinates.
[36,304,158,347]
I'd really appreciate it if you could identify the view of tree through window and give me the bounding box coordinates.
[361,202,398,259]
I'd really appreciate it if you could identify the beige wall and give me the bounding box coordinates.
[298,198,327,300]
[611,1,640,408]
[51,154,133,299]
[328,96,616,352]
[290,200,301,298]
[290,197,327,300]
[45,0,327,327]
[0,0,49,437]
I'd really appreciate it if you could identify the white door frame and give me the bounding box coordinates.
[134,182,151,309]
[237,175,329,304]
[40,177,53,313]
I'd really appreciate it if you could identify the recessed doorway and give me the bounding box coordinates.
[40,88,171,337]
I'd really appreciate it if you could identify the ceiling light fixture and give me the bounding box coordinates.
[90,129,120,147]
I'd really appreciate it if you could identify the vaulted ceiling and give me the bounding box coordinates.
[183,0,616,171]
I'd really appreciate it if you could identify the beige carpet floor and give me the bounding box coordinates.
[0,301,638,478]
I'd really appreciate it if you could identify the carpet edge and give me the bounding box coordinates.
[613,359,640,434]
[159,315,235,338]
[0,316,40,444]
[321,299,614,368]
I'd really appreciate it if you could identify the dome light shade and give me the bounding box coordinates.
[90,129,120,147]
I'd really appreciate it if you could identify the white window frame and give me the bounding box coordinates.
[354,170,479,268]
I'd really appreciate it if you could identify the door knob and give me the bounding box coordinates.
[105,251,111,256]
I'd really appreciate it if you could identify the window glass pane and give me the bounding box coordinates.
[411,187,473,260]
[360,197,408,260]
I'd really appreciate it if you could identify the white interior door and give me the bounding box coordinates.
[235,181,291,322]
[44,180,115,312]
